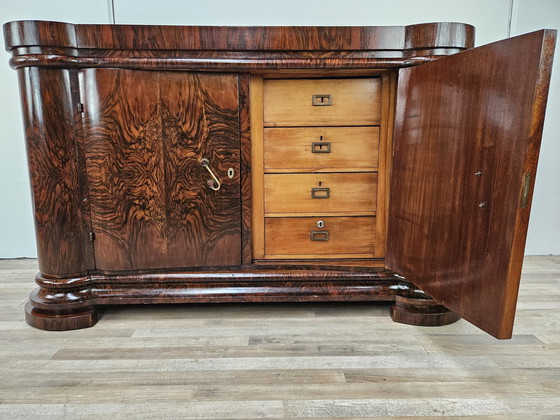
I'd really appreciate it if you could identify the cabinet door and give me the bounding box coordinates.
[81,69,241,270]
[386,30,556,338]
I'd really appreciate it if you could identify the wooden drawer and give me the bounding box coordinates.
[264,173,377,215]
[263,78,381,126]
[265,216,376,258]
[264,126,379,172]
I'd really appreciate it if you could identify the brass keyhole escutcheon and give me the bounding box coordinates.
[227,168,235,179]
[316,220,325,229]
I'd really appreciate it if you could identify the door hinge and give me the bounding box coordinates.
[89,232,95,242]
[77,103,84,113]
[520,173,532,209]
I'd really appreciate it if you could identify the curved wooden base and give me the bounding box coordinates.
[390,295,460,327]
[25,301,98,331]
[24,270,458,330]
[25,284,99,331]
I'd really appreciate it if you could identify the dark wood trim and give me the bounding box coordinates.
[239,73,253,265]
[390,281,460,327]
[500,29,557,336]
[36,268,393,288]
[7,52,455,71]
[17,67,89,276]
[4,21,474,52]
[390,296,461,327]
[25,301,98,331]
[73,69,96,270]
[26,269,398,330]
[27,270,460,330]
[4,21,474,71]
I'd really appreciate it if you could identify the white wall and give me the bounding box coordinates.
[0,0,558,256]
[512,0,560,255]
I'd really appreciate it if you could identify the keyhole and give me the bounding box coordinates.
[318,135,324,150]
[318,181,322,186]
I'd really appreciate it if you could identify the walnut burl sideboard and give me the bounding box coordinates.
[4,20,556,338]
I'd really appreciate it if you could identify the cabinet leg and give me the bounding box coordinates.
[390,282,460,327]
[25,286,98,331]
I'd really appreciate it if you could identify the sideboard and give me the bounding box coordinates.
[3,20,556,338]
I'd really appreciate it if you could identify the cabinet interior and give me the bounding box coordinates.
[250,71,397,265]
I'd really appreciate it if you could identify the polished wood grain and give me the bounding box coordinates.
[249,76,265,260]
[1,257,559,418]
[264,173,377,215]
[404,22,475,51]
[4,22,476,73]
[17,67,90,277]
[264,216,376,258]
[263,78,381,126]
[3,21,474,52]
[375,72,398,259]
[264,126,379,172]
[5,20,553,335]
[5,50,473,72]
[253,259,386,268]
[239,74,253,265]
[81,69,242,270]
[390,295,460,327]
[25,300,97,331]
[390,282,460,327]
[387,30,557,339]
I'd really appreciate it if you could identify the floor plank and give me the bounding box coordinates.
[0,256,559,418]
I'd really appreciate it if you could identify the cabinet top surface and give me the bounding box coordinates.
[4,20,475,52]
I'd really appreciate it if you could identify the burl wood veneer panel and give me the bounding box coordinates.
[81,69,242,270]
[17,67,91,276]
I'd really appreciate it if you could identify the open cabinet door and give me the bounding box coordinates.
[386,30,556,339]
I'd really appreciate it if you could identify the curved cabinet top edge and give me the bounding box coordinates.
[4,20,475,52]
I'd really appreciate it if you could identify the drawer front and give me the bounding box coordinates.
[264,173,377,215]
[264,126,379,171]
[263,78,381,126]
[265,216,375,258]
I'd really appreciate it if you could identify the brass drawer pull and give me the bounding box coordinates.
[310,231,329,241]
[311,142,331,153]
[311,187,330,199]
[200,158,221,191]
[312,94,332,106]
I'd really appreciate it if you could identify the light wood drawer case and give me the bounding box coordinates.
[264,126,380,172]
[263,78,381,126]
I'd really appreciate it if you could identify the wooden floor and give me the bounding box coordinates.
[0,257,559,419]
